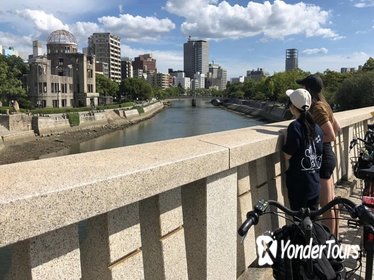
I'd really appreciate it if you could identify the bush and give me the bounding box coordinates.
[135,106,144,114]
[67,112,80,126]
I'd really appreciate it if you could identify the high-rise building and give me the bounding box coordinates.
[174,72,191,90]
[132,54,156,75]
[32,40,43,57]
[121,57,133,80]
[184,37,208,79]
[88,33,121,83]
[285,48,298,71]
[192,72,205,89]
[207,63,227,90]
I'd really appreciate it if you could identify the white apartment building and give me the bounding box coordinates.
[175,72,191,90]
[88,33,121,83]
[192,72,205,89]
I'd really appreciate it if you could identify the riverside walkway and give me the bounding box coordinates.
[0,106,373,279]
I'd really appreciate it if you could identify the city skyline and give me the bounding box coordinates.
[1,0,374,78]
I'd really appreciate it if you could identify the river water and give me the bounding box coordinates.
[42,98,266,158]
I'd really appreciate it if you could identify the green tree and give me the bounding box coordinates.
[271,70,307,103]
[0,54,27,103]
[119,77,153,101]
[177,83,185,95]
[362,57,374,72]
[321,70,351,106]
[96,74,119,98]
[335,71,374,110]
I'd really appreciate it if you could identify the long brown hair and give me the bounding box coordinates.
[296,106,317,143]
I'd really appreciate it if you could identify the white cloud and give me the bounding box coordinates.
[98,14,175,40]
[121,44,183,73]
[302,48,328,55]
[0,8,176,54]
[1,0,130,16]
[0,32,34,58]
[15,9,69,32]
[165,0,339,40]
[354,0,374,8]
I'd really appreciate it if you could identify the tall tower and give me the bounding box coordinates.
[32,40,43,57]
[184,37,209,79]
[285,48,298,71]
[88,33,121,83]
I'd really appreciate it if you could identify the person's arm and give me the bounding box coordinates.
[332,117,341,134]
[320,121,336,142]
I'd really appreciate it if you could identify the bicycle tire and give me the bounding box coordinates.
[365,250,373,280]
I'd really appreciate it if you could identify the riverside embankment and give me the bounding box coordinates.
[214,99,290,122]
[0,101,164,165]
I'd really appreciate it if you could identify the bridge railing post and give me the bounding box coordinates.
[182,168,237,279]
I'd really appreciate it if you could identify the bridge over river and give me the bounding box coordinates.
[0,106,373,279]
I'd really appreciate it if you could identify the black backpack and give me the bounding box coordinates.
[271,223,342,280]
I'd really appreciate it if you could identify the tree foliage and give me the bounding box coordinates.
[362,57,374,72]
[335,71,374,110]
[119,77,153,101]
[96,74,119,97]
[0,54,28,103]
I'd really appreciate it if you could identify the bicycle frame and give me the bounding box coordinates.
[239,197,374,280]
[349,128,374,279]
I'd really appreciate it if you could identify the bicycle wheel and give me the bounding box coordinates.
[365,249,373,280]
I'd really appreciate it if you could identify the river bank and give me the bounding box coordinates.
[0,103,164,165]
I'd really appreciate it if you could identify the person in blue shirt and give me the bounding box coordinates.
[282,88,324,211]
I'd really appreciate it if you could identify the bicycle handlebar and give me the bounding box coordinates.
[238,197,373,237]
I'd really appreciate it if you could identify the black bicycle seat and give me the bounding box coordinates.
[356,165,374,179]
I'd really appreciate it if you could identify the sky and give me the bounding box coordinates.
[0,0,374,79]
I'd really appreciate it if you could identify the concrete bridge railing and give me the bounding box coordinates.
[0,107,373,279]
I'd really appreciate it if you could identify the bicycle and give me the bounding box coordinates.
[349,125,374,279]
[238,197,374,279]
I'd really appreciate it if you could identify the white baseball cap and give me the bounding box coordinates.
[286,88,312,111]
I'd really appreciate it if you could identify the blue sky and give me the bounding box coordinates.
[1,0,374,79]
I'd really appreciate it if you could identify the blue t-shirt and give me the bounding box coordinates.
[282,119,323,199]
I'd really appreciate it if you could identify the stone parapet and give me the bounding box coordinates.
[0,106,373,279]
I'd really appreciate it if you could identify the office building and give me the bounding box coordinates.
[88,33,121,83]
[285,48,298,71]
[96,61,109,77]
[150,73,171,89]
[184,37,209,79]
[207,63,227,90]
[121,57,133,80]
[132,54,156,75]
[192,72,205,89]
[2,46,19,57]
[231,76,245,84]
[174,72,191,90]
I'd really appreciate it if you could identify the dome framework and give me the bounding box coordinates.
[47,30,77,45]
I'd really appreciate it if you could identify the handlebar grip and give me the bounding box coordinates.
[356,204,374,226]
[238,212,259,237]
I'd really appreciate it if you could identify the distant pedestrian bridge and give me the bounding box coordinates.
[0,107,373,279]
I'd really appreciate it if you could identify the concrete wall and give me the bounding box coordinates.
[0,106,372,279]
[0,114,33,131]
[33,115,71,136]
[29,102,163,136]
